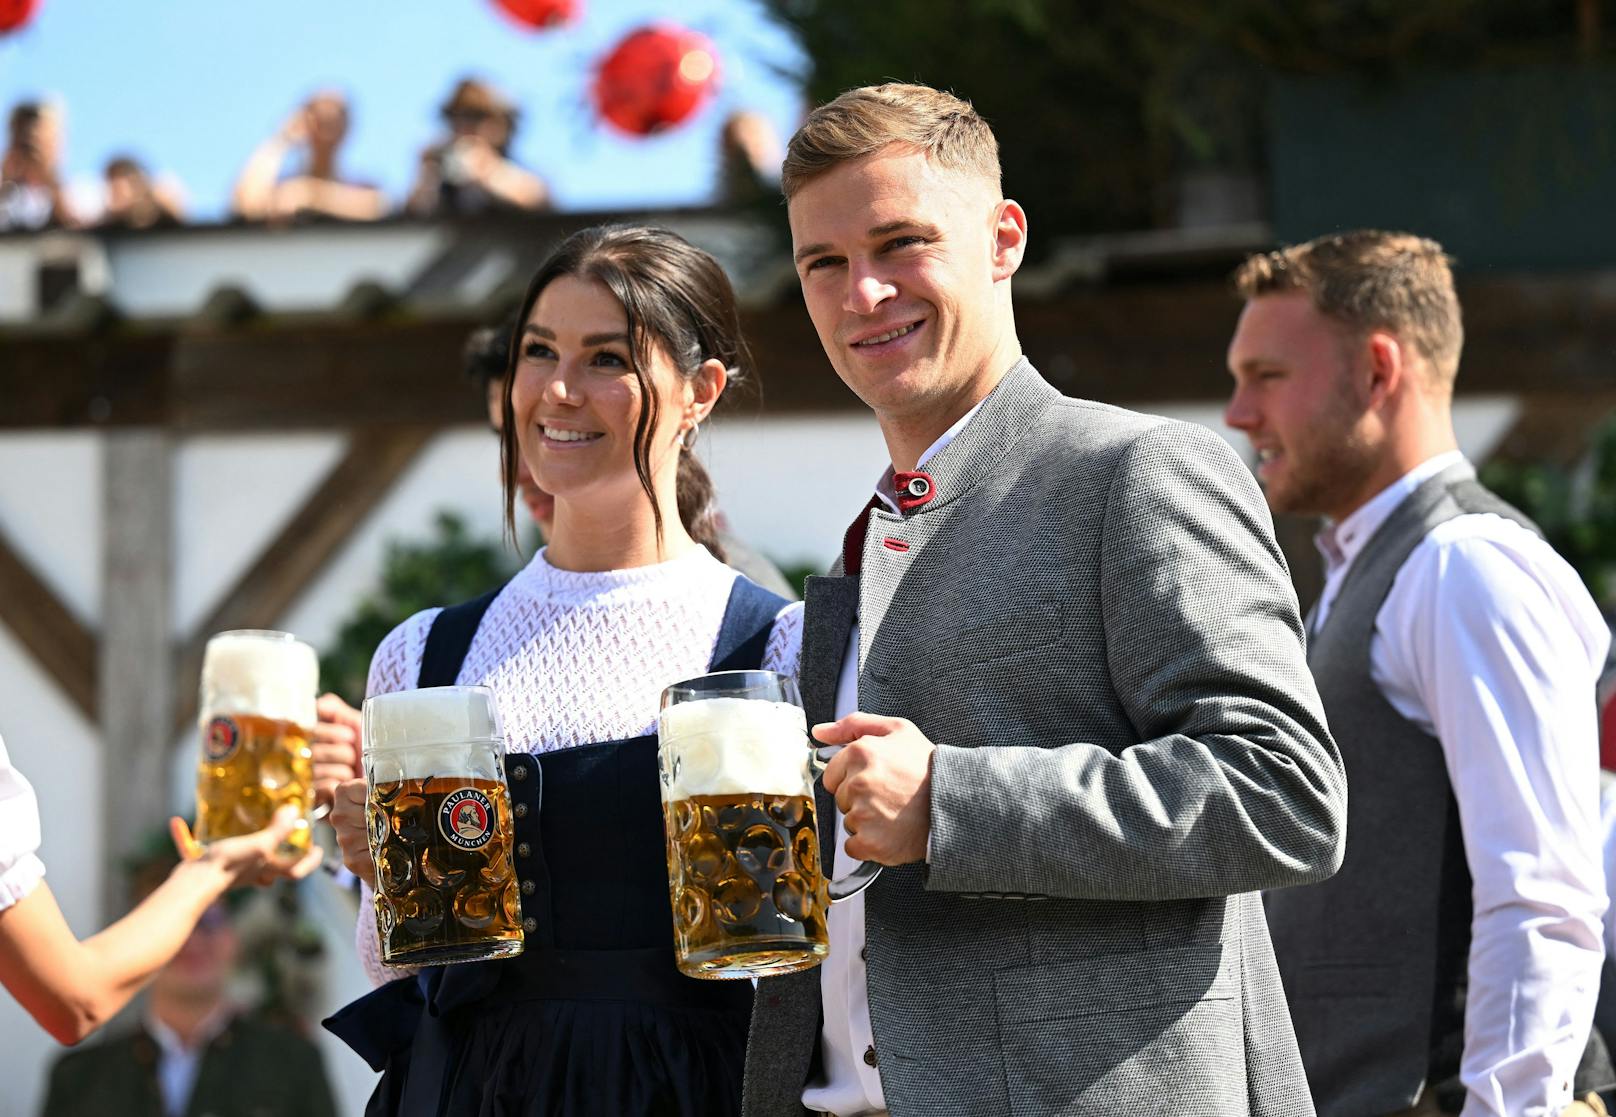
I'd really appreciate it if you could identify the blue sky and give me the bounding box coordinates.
[0,0,807,218]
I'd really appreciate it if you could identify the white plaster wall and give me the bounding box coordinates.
[0,433,103,624]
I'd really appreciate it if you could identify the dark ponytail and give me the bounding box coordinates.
[501,224,754,557]
[676,448,726,563]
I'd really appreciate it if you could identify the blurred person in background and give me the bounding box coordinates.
[1226,230,1611,1116]
[406,77,548,216]
[1,100,78,230]
[232,90,386,223]
[98,155,185,230]
[38,850,338,1117]
[0,728,320,1046]
[717,109,783,206]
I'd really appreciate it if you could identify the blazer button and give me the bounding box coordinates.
[862,1046,878,1067]
[514,802,528,819]
[512,765,528,781]
[522,917,538,934]
[520,879,536,896]
[517,842,531,858]
[860,946,867,962]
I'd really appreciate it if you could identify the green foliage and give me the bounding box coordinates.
[761,0,1613,243]
[1481,417,1616,608]
[320,512,521,706]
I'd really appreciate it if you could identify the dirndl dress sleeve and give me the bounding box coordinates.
[0,732,47,911]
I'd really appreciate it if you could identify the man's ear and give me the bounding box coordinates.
[1365,331,1405,409]
[991,198,1028,283]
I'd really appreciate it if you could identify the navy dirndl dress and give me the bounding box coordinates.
[325,575,789,1117]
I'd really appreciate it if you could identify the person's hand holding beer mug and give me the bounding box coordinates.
[310,692,364,808]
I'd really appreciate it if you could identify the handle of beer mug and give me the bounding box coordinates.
[809,745,883,902]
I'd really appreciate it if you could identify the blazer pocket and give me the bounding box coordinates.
[993,943,1249,1117]
[941,601,1068,674]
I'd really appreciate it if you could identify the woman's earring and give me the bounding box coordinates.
[682,421,699,450]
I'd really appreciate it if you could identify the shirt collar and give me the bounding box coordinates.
[145,1003,234,1056]
[871,399,987,514]
[1314,449,1467,575]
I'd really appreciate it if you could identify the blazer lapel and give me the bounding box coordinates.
[799,574,857,726]
[801,573,856,879]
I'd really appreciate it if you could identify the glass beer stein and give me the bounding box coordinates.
[193,629,319,851]
[363,686,524,967]
[658,670,881,980]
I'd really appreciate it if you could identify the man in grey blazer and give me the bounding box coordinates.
[742,81,1347,1117]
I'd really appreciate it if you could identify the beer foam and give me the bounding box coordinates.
[658,697,811,801]
[365,687,503,752]
[364,688,506,783]
[200,631,318,728]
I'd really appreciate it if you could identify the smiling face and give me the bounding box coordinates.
[1225,293,1379,520]
[788,146,1025,439]
[509,274,693,515]
[486,377,554,536]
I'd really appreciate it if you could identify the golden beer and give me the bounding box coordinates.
[368,775,523,964]
[363,686,524,967]
[664,789,830,978]
[193,630,318,851]
[659,694,833,979]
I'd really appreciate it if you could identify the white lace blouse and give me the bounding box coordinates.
[355,545,803,987]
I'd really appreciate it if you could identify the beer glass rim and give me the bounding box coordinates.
[208,628,307,645]
[661,669,794,703]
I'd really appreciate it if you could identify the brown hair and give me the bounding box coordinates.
[1233,230,1463,388]
[500,225,749,561]
[781,82,1001,201]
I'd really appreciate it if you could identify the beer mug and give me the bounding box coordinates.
[193,629,319,851]
[657,670,880,980]
[362,686,524,967]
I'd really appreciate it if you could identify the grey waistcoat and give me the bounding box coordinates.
[1265,461,1535,1116]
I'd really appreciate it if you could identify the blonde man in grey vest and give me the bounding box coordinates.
[741,81,1347,1117]
[1226,231,1611,1117]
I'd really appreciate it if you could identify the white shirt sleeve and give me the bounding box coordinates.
[1374,516,1609,1117]
[0,732,47,912]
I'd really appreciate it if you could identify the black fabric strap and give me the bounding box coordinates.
[417,587,503,689]
[708,575,789,673]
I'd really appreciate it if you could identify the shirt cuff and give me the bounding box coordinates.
[0,852,46,912]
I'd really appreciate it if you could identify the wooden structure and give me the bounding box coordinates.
[2,209,1614,915]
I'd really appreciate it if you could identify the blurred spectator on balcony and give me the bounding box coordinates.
[232,90,386,224]
[406,77,548,217]
[98,155,185,230]
[717,109,782,206]
[1,100,79,231]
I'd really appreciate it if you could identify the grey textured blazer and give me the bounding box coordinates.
[742,360,1346,1117]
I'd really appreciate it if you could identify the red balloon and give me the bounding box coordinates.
[0,0,41,34]
[593,24,720,137]
[490,0,576,31]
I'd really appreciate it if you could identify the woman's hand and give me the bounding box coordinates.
[331,778,377,889]
[170,805,323,887]
[311,692,364,808]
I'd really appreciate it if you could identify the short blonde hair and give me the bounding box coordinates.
[782,82,1001,200]
[1234,230,1463,387]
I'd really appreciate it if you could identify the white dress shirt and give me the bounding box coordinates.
[146,1005,234,1117]
[1314,451,1609,1117]
[804,401,983,1117]
[0,731,47,912]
